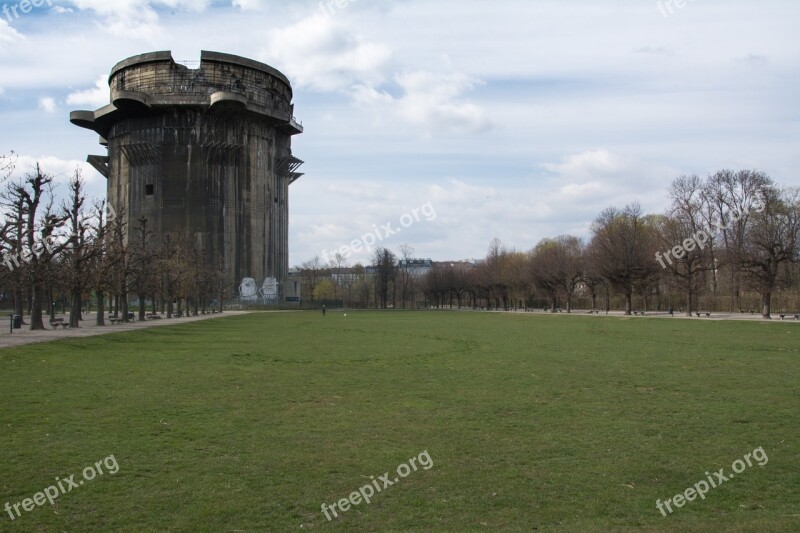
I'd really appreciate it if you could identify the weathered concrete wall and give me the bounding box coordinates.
[71,51,303,297]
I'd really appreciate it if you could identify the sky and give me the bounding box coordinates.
[0,0,798,267]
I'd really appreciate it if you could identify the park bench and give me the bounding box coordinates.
[109,316,119,325]
[49,318,68,329]
[147,314,162,320]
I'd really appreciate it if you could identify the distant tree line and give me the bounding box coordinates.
[299,169,800,318]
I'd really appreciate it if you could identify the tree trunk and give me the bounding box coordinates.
[14,288,24,319]
[29,284,45,330]
[624,287,633,315]
[761,291,771,319]
[69,289,81,328]
[686,286,693,317]
[138,293,146,321]
[96,290,106,326]
[120,289,128,322]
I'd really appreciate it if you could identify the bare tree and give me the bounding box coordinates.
[1,150,15,183]
[737,186,800,318]
[482,238,511,310]
[16,166,67,329]
[530,239,561,311]
[327,251,348,301]
[351,263,370,308]
[396,244,415,309]
[704,170,773,311]
[108,208,132,321]
[373,247,396,309]
[529,236,584,312]
[590,204,658,315]
[658,176,716,316]
[89,200,115,326]
[129,217,157,321]
[61,171,104,327]
[158,234,191,318]
[0,186,27,319]
[299,256,323,302]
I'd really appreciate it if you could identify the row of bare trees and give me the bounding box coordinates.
[0,164,224,330]
[299,169,799,318]
[422,170,800,318]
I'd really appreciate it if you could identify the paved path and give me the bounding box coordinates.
[0,312,249,350]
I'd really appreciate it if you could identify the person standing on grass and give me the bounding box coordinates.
[322,305,326,316]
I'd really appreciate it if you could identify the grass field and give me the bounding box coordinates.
[1,311,798,532]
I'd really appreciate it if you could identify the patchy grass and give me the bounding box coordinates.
[1,311,798,531]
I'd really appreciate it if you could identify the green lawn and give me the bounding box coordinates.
[1,311,798,532]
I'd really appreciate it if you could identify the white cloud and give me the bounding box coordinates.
[38,97,56,112]
[8,154,100,186]
[63,0,210,36]
[541,149,676,215]
[395,71,492,134]
[353,71,493,135]
[66,75,108,108]
[0,18,23,43]
[231,0,272,10]
[542,150,628,182]
[264,13,391,92]
[737,54,769,67]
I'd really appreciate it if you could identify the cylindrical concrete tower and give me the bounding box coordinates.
[70,50,303,299]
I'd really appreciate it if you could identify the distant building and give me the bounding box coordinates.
[397,259,433,278]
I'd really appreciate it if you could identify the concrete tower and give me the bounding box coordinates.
[70,50,303,300]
